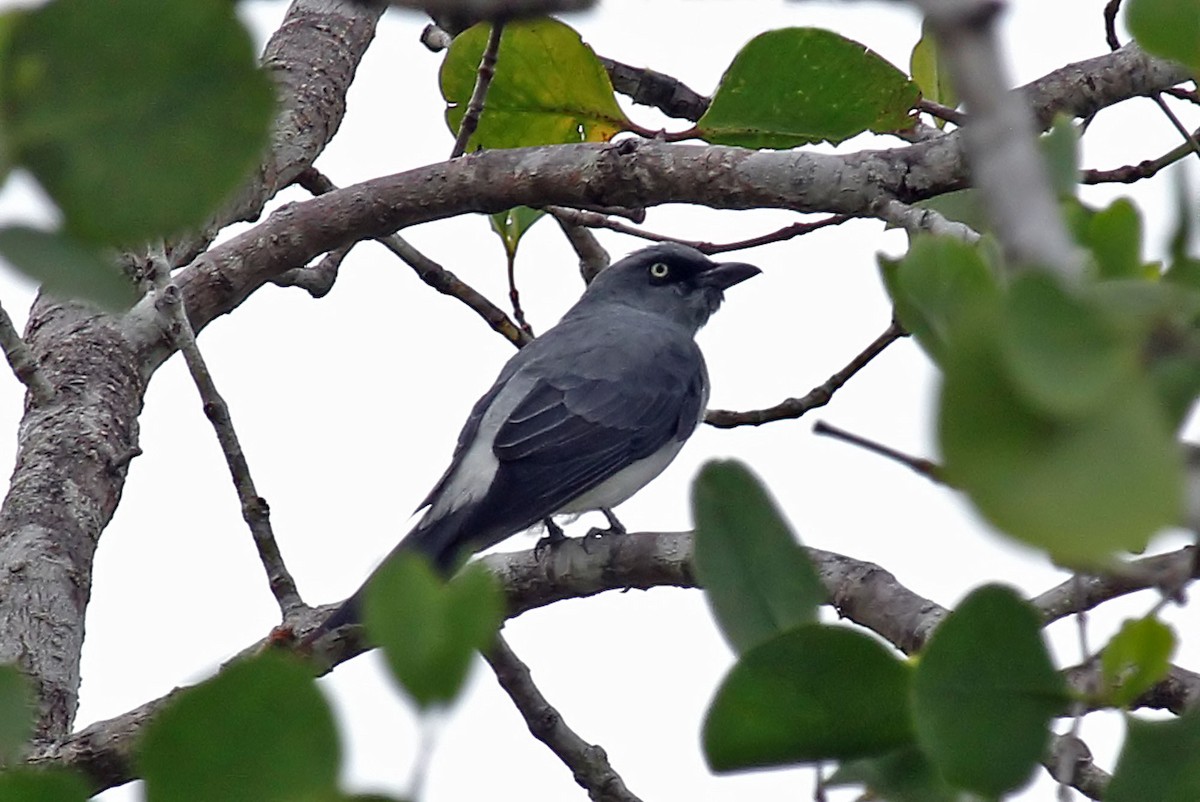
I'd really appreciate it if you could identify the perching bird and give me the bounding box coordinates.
[312,242,760,637]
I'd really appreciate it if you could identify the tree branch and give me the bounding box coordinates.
[484,633,643,802]
[0,299,53,405]
[705,321,907,428]
[450,20,505,159]
[128,44,1188,369]
[149,256,303,617]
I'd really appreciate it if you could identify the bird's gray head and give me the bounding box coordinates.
[578,243,761,331]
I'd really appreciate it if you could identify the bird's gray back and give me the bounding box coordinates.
[410,303,707,562]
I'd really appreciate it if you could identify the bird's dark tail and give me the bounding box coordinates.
[300,503,478,646]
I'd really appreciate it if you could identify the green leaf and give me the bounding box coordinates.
[489,206,545,259]
[1040,115,1080,198]
[692,460,824,654]
[912,585,1066,797]
[1100,616,1176,708]
[365,554,504,709]
[880,235,1000,365]
[0,226,138,311]
[139,653,340,802]
[698,27,918,148]
[829,746,967,802]
[939,336,1181,563]
[0,768,89,802]
[1086,198,1144,280]
[0,665,32,767]
[0,0,275,245]
[703,624,914,771]
[909,22,958,122]
[1108,708,1200,801]
[441,19,629,151]
[998,273,1137,418]
[1126,0,1200,73]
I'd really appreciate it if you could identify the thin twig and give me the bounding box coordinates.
[1103,0,1122,50]
[294,168,531,348]
[484,632,644,802]
[915,97,967,126]
[0,299,52,404]
[598,56,710,122]
[505,251,534,336]
[378,233,532,347]
[1058,587,1093,802]
[812,419,947,484]
[1152,93,1200,163]
[450,20,504,159]
[1083,132,1200,183]
[706,321,907,428]
[148,252,303,617]
[547,207,851,254]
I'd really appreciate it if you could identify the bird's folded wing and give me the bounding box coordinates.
[489,342,705,515]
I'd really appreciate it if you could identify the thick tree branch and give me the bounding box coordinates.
[0,0,383,743]
[169,0,386,266]
[127,44,1188,369]
[36,528,1200,794]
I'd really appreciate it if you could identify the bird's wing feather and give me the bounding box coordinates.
[485,326,705,517]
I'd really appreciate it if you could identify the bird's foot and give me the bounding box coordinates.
[534,518,568,560]
[582,508,626,551]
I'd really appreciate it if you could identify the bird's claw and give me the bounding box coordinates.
[534,518,567,561]
[581,508,627,552]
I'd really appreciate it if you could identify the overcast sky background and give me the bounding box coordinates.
[0,1,1197,800]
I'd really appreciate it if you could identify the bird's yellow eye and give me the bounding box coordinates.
[649,262,670,279]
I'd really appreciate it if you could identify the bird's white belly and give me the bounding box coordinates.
[556,438,687,514]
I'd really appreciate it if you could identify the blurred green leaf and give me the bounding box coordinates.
[909,22,957,123]
[1126,0,1200,73]
[880,235,1000,365]
[829,746,967,802]
[139,653,340,802]
[1100,616,1176,708]
[1086,198,1144,280]
[704,624,913,771]
[0,768,89,802]
[1109,708,1200,801]
[939,335,1180,562]
[441,19,628,151]
[0,665,32,767]
[0,0,275,245]
[998,273,1137,418]
[698,27,918,148]
[1040,115,1080,198]
[365,554,503,709]
[912,585,1066,797]
[692,460,824,654]
[0,226,138,311]
[489,206,545,258]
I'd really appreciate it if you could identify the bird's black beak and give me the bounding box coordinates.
[698,261,762,290]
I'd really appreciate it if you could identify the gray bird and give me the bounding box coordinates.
[314,242,759,636]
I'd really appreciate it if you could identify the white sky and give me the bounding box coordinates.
[0,1,1197,800]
